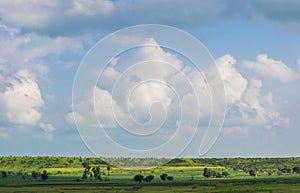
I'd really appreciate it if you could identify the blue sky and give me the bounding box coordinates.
[0,0,300,158]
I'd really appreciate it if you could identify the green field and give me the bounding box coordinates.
[1,156,300,192]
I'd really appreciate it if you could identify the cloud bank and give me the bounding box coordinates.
[1,0,300,36]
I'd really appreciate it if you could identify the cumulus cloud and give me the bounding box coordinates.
[94,87,122,128]
[68,86,122,129]
[215,54,247,104]
[0,23,83,135]
[99,66,120,89]
[214,54,289,131]
[0,71,44,126]
[71,39,289,142]
[71,38,184,129]
[243,54,300,82]
[1,0,300,36]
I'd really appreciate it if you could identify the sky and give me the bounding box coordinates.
[0,0,300,158]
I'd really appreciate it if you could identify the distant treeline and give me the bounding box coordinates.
[1,156,300,174]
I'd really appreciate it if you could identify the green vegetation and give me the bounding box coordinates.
[1,156,300,192]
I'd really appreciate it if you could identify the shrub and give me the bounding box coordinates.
[160,173,168,181]
[144,175,154,183]
[1,171,7,178]
[133,174,144,183]
[31,171,39,179]
[167,176,174,181]
[41,170,49,181]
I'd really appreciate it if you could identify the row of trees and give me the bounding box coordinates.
[81,160,111,181]
[248,166,300,177]
[203,168,229,178]
[132,173,174,183]
[133,174,154,183]
[1,170,49,181]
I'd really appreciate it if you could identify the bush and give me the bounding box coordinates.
[133,174,144,183]
[167,176,174,181]
[1,171,7,178]
[144,175,154,183]
[160,173,168,181]
[222,171,229,177]
[203,168,211,178]
[41,170,49,181]
[249,170,257,177]
[31,171,39,179]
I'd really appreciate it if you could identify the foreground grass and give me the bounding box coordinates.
[0,176,300,193]
[1,177,300,193]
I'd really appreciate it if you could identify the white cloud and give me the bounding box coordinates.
[73,41,290,138]
[0,0,115,36]
[214,54,289,131]
[1,1,300,36]
[243,54,300,82]
[215,54,248,104]
[128,81,172,124]
[94,87,122,128]
[99,66,120,89]
[39,122,56,132]
[0,23,82,77]
[109,57,119,67]
[241,79,281,127]
[70,0,114,16]
[0,23,82,132]
[188,69,212,119]
[70,86,122,129]
[0,70,44,126]
[68,36,293,161]
[71,38,191,141]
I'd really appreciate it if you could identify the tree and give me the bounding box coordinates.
[249,169,257,177]
[1,171,7,178]
[81,161,92,180]
[203,168,211,178]
[31,171,39,179]
[167,176,174,181]
[106,166,111,181]
[210,170,216,178]
[41,170,48,181]
[144,175,154,183]
[222,171,229,177]
[293,166,300,174]
[82,168,90,180]
[91,166,101,181]
[82,161,90,169]
[160,173,168,181]
[268,171,272,176]
[133,174,144,183]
